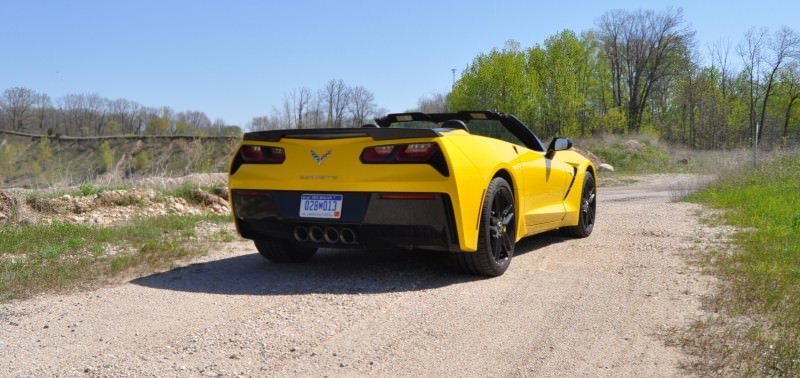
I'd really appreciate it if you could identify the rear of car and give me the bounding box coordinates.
[228,128,463,258]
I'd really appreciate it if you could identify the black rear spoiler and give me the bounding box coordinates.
[243,128,441,142]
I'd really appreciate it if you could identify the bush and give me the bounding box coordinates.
[99,141,114,172]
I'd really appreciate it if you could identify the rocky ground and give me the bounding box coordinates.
[0,174,733,376]
[0,174,229,227]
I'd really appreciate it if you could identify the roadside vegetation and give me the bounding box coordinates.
[0,214,233,301]
[0,177,235,302]
[685,153,800,375]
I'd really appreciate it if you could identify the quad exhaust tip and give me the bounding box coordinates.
[340,228,357,244]
[294,225,357,245]
[323,226,340,244]
[293,226,309,242]
[308,226,324,243]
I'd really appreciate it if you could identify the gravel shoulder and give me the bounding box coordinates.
[0,174,730,376]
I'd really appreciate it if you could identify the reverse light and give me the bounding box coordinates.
[395,143,437,162]
[240,145,285,164]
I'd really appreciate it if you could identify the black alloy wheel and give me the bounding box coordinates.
[563,172,596,238]
[454,177,516,276]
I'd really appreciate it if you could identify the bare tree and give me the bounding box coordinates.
[738,28,767,143]
[598,8,695,132]
[709,39,732,96]
[598,10,626,108]
[757,26,800,140]
[175,110,212,134]
[108,98,142,134]
[417,93,448,113]
[322,80,351,128]
[1,87,37,130]
[289,87,312,129]
[305,93,326,129]
[249,115,281,131]
[59,93,108,135]
[348,86,376,126]
[280,99,294,129]
[33,93,52,132]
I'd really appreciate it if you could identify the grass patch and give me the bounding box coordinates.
[0,214,232,301]
[160,182,227,205]
[591,142,672,173]
[577,133,677,174]
[686,154,800,375]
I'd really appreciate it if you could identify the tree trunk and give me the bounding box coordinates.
[784,95,798,140]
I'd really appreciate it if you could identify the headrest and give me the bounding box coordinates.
[441,119,469,131]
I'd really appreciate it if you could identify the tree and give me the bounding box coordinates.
[322,79,350,128]
[779,62,800,141]
[290,87,312,129]
[416,93,448,113]
[757,27,800,140]
[348,86,376,126]
[1,87,37,130]
[598,8,695,132]
[449,40,527,117]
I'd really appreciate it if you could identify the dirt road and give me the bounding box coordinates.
[0,174,728,376]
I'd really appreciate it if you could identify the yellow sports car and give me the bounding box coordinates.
[228,111,596,276]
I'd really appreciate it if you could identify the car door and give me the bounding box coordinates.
[520,149,574,228]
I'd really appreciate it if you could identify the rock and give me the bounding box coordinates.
[0,190,18,216]
[71,198,95,214]
[0,212,6,222]
[598,163,615,172]
[211,187,229,200]
[623,139,646,152]
[191,189,228,208]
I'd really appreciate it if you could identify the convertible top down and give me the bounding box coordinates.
[228,111,596,276]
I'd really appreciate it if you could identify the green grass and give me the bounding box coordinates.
[0,214,232,301]
[687,154,800,375]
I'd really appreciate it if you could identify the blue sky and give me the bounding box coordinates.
[1,0,797,126]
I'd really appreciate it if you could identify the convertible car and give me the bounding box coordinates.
[228,111,596,276]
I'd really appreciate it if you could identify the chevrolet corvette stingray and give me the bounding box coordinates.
[228,111,596,276]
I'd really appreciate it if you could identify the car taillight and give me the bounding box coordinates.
[240,145,285,164]
[360,145,395,163]
[360,143,439,163]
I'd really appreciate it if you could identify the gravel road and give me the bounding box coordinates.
[0,174,729,376]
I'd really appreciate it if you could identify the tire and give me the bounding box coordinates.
[454,177,516,276]
[254,239,317,263]
[562,171,596,238]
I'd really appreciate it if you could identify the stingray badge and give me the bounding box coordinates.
[310,150,332,165]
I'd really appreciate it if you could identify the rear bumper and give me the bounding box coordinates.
[231,190,460,251]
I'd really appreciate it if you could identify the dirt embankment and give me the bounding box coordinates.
[0,173,230,227]
[0,174,731,376]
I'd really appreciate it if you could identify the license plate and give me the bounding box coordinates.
[299,194,343,219]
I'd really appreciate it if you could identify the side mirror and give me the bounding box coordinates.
[546,137,573,159]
